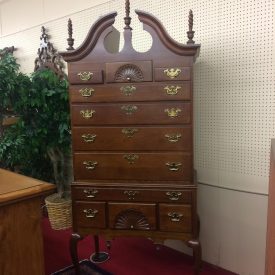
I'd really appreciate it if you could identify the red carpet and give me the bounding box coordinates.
[42,218,236,275]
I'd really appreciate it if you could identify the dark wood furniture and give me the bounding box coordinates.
[61,1,201,273]
[0,168,55,275]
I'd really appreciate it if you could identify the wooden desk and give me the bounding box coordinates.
[0,168,55,275]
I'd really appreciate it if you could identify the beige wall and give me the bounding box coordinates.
[0,0,273,274]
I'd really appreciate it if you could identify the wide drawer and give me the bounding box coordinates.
[106,61,152,83]
[155,67,191,81]
[72,126,192,151]
[73,201,106,228]
[108,202,156,230]
[73,186,193,203]
[71,102,191,125]
[68,63,104,84]
[69,82,191,103]
[74,152,192,181]
[159,204,192,232]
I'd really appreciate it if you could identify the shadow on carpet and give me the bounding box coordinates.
[52,259,112,275]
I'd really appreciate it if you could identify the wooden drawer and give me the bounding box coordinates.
[71,102,191,125]
[106,61,152,83]
[74,201,106,228]
[74,152,192,181]
[155,67,191,81]
[69,82,191,103]
[72,126,192,151]
[159,204,192,232]
[108,202,156,230]
[68,63,103,84]
[73,186,193,203]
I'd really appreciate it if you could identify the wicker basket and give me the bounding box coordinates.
[45,193,72,230]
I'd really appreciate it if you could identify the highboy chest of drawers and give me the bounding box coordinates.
[60,1,201,273]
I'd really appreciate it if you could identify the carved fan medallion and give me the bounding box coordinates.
[114,64,144,82]
[114,209,150,230]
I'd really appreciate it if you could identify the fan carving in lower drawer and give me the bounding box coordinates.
[74,201,106,228]
[108,203,156,230]
[159,204,192,233]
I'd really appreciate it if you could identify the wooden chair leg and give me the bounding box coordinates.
[70,233,83,275]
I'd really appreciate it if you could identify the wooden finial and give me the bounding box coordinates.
[67,18,75,50]
[186,10,195,44]
[124,0,132,30]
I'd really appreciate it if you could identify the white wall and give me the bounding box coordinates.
[0,0,274,274]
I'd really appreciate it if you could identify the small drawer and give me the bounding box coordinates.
[106,61,152,83]
[159,204,192,232]
[74,201,106,228]
[155,67,191,81]
[71,102,191,126]
[108,202,156,230]
[68,64,103,84]
[69,82,191,103]
[73,186,193,204]
[72,126,192,151]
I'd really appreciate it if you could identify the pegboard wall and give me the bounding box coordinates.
[0,0,274,194]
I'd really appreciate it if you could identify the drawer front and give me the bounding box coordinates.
[74,152,192,181]
[71,102,191,125]
[74,201,106,228]
[155,67,191,81]
[159,204,192,232]
[69,82,191,103]
[108,202,156,230]
[73,186,193,203]
[106,61,152,83]
[68,64,103,84]
[72,126,192,151]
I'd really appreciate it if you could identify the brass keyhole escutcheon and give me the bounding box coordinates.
[124,190,139,200]
[120,85,136,96]
[121,105,138,115]
[122,128,138,138]
[124,154,139,164]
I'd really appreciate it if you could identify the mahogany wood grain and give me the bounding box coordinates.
[0,169,55,275]
[69,82,191,103]
[72,126,192,151]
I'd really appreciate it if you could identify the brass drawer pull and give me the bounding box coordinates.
[121,105,138,115]
[83,161,98,170]
[122,128,138,138]
[124,154,139,164]
[79,88,94,97]
[166,191,182,201]
[120,85,136,96]
[80,109,95,119]
[83,209,98,218]
[168,212,183,222]
[164,68,181,79]
[124,190,139,200]
[164,85,182,95]
[165,133,182,143]
[164,108,181,118]
[81,134,96,143]
[77,72,93,81]
[166,162,182,171]
[83,189,98,198]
